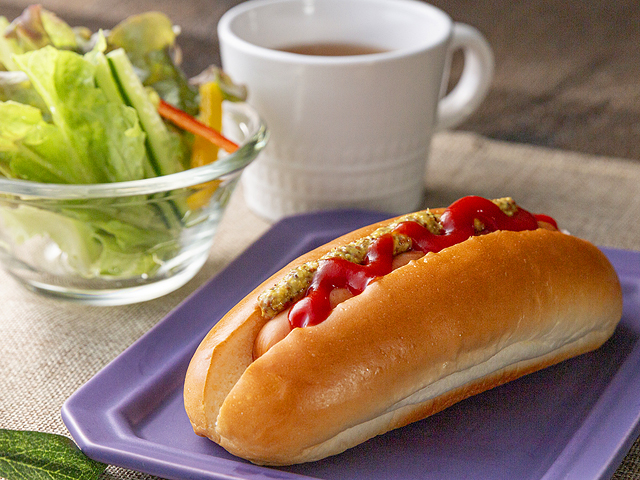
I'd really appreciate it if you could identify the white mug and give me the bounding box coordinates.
[218,0,494,220]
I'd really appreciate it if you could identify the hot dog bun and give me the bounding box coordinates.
[183,204,622,466]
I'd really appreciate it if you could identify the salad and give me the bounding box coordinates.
[0,6,248,279]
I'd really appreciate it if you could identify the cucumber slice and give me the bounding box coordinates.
[106,48,184,178]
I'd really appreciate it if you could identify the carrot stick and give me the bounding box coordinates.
[157,99,239,153]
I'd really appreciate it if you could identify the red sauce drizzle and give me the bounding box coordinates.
[288,196,555,328]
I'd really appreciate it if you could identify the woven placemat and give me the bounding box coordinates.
[1,131,639,480]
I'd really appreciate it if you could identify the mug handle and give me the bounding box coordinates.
[435,23,494,131]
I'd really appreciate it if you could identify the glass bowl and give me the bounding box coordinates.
[0,102,268,305]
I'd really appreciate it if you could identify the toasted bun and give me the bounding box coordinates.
[184,219,622,465]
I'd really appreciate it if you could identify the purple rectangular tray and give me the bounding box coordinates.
[62,210,640,480]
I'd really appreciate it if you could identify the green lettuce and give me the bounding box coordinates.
[0,8,204,278]
[4,46,149,183]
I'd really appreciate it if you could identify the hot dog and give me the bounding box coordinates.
[183,196,622,466]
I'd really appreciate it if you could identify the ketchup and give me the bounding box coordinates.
[288,196,555,328]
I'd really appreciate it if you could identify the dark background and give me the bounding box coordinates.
[2,0,639,161]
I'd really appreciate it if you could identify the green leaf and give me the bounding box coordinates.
[0,71,50,118]
[0,8,198,280]
[107,11,176,57]
[0,16,21,70]
[10,46,149,183]
[0,201,179,278]
[39,9,79,50]
[0,101,81,184]
[2,5,80,53]
[0,429,106,480]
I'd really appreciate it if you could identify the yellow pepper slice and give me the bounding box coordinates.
[191,81,224,168]
[188,81,224,210]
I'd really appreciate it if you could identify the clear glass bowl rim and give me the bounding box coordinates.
[0,102,268,199]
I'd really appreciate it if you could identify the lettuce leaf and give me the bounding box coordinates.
[0,101,82,182]
[0,5,88,62]
[10,46,149,183]
[0,16,21,70]
[0,200,179,278]
[0,39,184,277]
[0,7,222,279]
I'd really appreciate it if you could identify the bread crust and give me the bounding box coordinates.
[184,219,622,465]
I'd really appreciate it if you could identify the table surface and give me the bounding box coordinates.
[1,1,640,480]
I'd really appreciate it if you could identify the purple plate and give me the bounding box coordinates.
[62,210,640,480]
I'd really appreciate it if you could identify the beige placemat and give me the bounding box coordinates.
[1,131,639,480]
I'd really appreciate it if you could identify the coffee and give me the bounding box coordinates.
[278,42,387,56]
